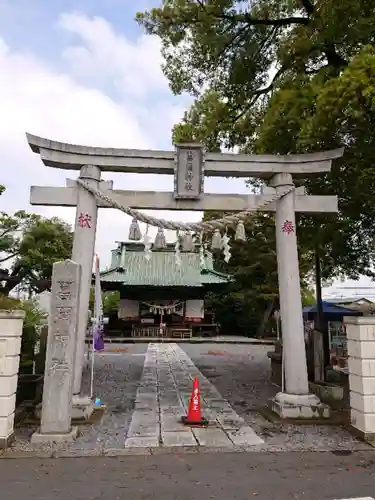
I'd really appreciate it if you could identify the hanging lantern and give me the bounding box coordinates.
[128,217,142,241]
[211,229,222,250]
[154,227,167,249]
[235,221,246,241]
[182,232,194,252]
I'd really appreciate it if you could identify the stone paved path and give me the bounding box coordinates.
[125,343,264,449]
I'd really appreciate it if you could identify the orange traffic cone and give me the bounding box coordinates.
[181,377,209,426]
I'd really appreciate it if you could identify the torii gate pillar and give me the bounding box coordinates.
[70,165,101,418]
[271,173,324,417]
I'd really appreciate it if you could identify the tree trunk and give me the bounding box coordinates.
[256,299,275,338]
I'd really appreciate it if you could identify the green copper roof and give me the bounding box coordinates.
[100,242,230,287]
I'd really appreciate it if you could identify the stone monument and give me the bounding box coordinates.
[31,260,80,444]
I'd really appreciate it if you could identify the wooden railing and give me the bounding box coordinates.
[131,326,163,337]
[131,325,192,339]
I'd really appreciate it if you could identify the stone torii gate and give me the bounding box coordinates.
[27,133,343,419]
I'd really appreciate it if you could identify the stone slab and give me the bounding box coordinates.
[226,427,264,446]
[124,436,160,448]
[214,415,245,429]
[161,416,191,432]
[31,425,79,444]
[162,431,197,447]
[192,428,234,448]
[127,424,159,438]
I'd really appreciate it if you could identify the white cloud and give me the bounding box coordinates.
[0,12,187,267]
[0,11,250,271]
[59,12,168,98]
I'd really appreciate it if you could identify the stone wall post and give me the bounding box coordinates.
[71,165,101,407]
[32,260,81,444]
[270,173,329,418]
[0,310,25,449]
[345,316,375,439]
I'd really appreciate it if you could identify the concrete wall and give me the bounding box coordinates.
[345,316,375,438]
[0,310,25,448]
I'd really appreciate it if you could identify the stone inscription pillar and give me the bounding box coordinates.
[270,173,329,418]
[32,260,80,443]
[0,310,25,449]
[346,316,375,439]
[71,165,101,398]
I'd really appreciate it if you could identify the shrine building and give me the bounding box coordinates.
[99,241,231,338]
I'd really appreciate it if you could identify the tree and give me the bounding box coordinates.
[103,291,120,315]
[204,211,314,335]
[137,0,375,283]
[89,289,120,315]
[0,195,73,295]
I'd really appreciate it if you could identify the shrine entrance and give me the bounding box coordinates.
[27,133,343,420]
[102,241,229,339]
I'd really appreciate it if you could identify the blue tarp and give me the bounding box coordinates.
[303,301,362,320]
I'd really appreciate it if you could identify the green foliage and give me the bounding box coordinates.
[19,217,73,289]
[19,299,47,362]
[103,291,120,315]
[0,205,73,295]
[301,288,316,307]
[20,299,47,330]
[138,0,375,283]
[89,290,120,316]
[0,294,21,311]
[0,295,46,361]
[203,212,313,335]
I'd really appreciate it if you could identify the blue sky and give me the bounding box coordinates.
[0,0,371,296]
[0,0,150,53]
[0,0,251,268]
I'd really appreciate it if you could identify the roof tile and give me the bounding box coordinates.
[100,248,229,287]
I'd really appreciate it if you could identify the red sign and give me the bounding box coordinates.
[78,212,92,228]
[281,220,294,234]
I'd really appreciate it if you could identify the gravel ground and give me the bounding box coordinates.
[181,343,371,452]
[8,342,372,454]
[11,344,147,453]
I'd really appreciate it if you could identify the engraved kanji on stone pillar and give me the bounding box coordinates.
[32,259,81,442]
